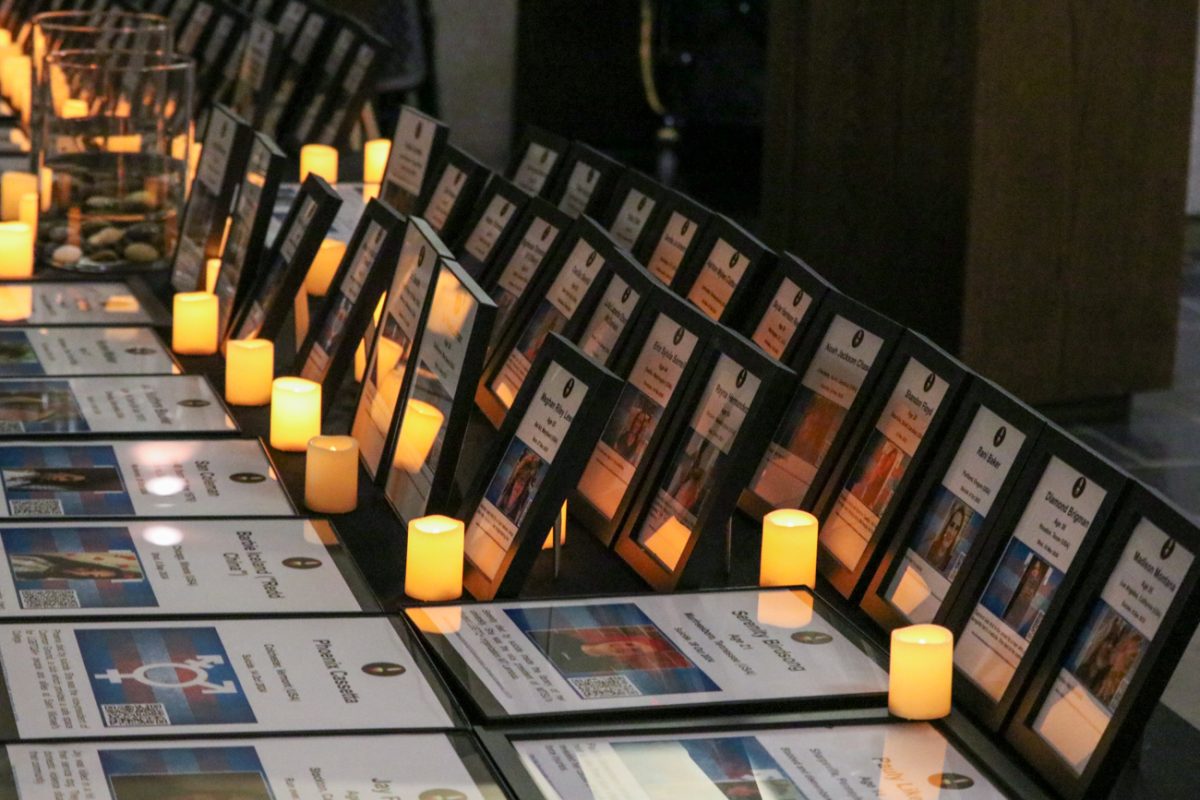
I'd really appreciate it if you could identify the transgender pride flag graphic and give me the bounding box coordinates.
[76,627,256,727]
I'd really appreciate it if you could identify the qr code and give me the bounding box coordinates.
[101,702,170,728]
[567,674,642,700]
[9,499,64,517]
[18,589,80,609]
[0,421,24,433]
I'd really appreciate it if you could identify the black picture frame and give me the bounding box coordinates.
[295,199,406,412]
[1005,484,1200,799]
[259,3,337,141]
[811,332,970,602]
[229,174,342,344]
[673,212,776,325]
[282,16,364,150]
[738,290,902,521]
[741,252,832,364]
[452,175,531,282]
[169,103,254,292]
[571,287,717,548]
[311,24,388,147]
[860,378,1044,632]
[546,141,623,220]
[506,124,570,197]
[460,333,621,601]
[600,167,666,255]
[228,17,286,127]
[213,132,286,347]
[0,278,169,327]
[379,104,451,216]
[613,325,797,591]
[417,145,491,245]
[192,1,249,111]
[938,426,1128,731]
[632,188,712,288]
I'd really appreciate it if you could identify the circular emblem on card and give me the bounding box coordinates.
[418,245,426,265]
[792,289,805,307]
[501,201,510,215]
[229,472,266,484]
[540,148,550,164]
[586,249,597,266]
[541,224,552,241]
[563,378,575,398]
[419,791,467,800]
[729,251,740,269]
[124,346,155,355]
[621,286,632,303]
[674,327,685,345]
[790,631,833,645]
[923,373,936,392]
[994,427,1007,447]
[454,171,463,185]
[929,773,975,790]
[1162,538,1177,560]
[637,195,647,211]
[282,557,323,570]
[587,167,596,182]
[1072,477,1087,498]
[177,398,210,408]
[361,662,406,677]
[681,220,690,235]
[852,329,864,348]
[735,368,747,388]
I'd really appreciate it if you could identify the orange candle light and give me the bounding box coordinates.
[305,435,359,513]
[0,284,31,320]
[0,221,33,278]
[405,514,464,601]
[759,509,819,588]
[304,238,346,296]
[270,377,321,451]
[61,97,87,118]
[362,182,380,202]
[1,171,36,221]
[888,624,954,720]
[543,500,567,550]
[392,399,445,472]
[17,191,35,230]
[225,339,274,406]
[205,257,220,293]
[300,143,337,184]
[171,292,218,355]
[38,167,51,212]
[363,138,390,183]
[106,134,142,153]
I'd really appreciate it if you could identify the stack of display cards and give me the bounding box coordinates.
[0,282,166,327]
[0,327,178,377]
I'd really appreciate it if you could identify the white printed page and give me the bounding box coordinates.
[578,273,640,366]
[0,283,153,325]
[463,194,518,265]
[513,142,560,195]
[493,214,564,333]
[385,107,438,199]
[751,277,815,359]
[646,211,698,285]
[558,161,601,217]
[609,188,656,251]
[0,327,176,376]
[425,163,466,232]
[685,238,750,320]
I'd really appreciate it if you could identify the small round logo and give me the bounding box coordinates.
[362,662,406,677]
[735,368,748,388]
[673,326,685,345]
[792,289,805,307]
[587,167,596,182]
[790,631,833,645]
[282,557,322,570]
[621,286,633,303]
[563,378,575,398]
[500,201,510,216]
[586,249,597,266]
[681,219,690,235]
[923,373,936,392]
[539,148,549,164]
[177,398,210,408]
[418,244,426,265]
[1162,538,1177,560]
[125,346,155,355]
[415,120,424,138]
[637,195,647,211]
[852,329,864,348]
[994,427,1007,447]
[1072,477,1087,498]
[454,171,463,186]
[229,472,266,484]
[929,773,975,790]
[420,791,468,800]
[541,224,552,241]
[729,251,740,269]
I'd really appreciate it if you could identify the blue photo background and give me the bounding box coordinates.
[99,745,272,799]
[612,735,802,799]
[0,331,43,376]
[979,538,1064,640]
[0,445,134,516]
[3,526,156,608]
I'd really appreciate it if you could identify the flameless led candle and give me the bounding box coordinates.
[304,238,346,296]
[305,435,359,513]
[756,589,814,629]
[1,171,36,220]
[17,191,35,229]
[362,182,380,202]
[404,514,464,601]
[393,399,445,472]
[205,257,220,293]
[300,143,337,184]
[38,167,52,212]
[61,97,87,118]
[888,624,954,720]
[0,29,10,48]
[171,292,218,355]
[543,500,567,550]
[363,138,390,183]
[225,339,274,406]
[759,509,818,588]
[0,221,32,278]
[270,377,321,451]
[106,134,142,153]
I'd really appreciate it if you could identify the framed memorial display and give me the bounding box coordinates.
[614,328,796,590]
[453,175,531,282]
[461,334,621,600]
[230,174,341,344]
[0,615,463,740]
[1005,485,1200,799]
[547,141,622,220]
[940,428,1126,731]
[860,380,1043,631]
[0,517,379,616]
[0,327,179,376]
[296,199,405,409]
[573,289,715,547]
[418,145,491,245]
[561,239,659,370]
[379,104,450,216]
[259,4,335,139]
[0,438,294,518]
[634,189,712,287]
[175,0,217,60]
[602,168,665,253]
[169,104,254,292]
[213,132,286,346]
[410,587,887,722]
[229,17,286,126]
[0,376,236,436]
[3,733,510,800]
[476,217,621,427]
[740,292,901,520]
[507,124,569,197]
[482,197,573,349]
[281,15,362,150]
[313,26,388,147]
[350,217,447,477]
[674,213,775,324]
[0,280,167,326]
[743,252,832,364]
[812,332,969,601]
[193,2,250,110]
[381,258,496,523]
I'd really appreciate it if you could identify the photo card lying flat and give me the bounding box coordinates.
[0,280,167,327]
[507,124,570,197]
[380,104,450,216]
[453,175,531,282]
[0,376,236,436]
[602,168,665,254]
[0,327,178,377]
[940,428,1126,731]
[0,615,460,739]
[230,174,342,344]
[1006,484,1200,799]
[0,517,377,616]
[573,288,716,547]
[0,438,293,518]
[614,326,797,591]
[461,334,621,601]
[381,257,495,523]
[297,199,406,408]
[410,587,886,722]
[743,252,832,364]
[418,145,491,245]
[170,104,254,292]
[675,212,775,325]
[861,379,1043,631]
[548,142,622,221]
[213,132,286,345]
[813,332,970,602]
[4,733,508,800]
[635,189,713,288]
[740,291,901,520]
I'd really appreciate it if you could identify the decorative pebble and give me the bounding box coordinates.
[123,242,159,262]
[52,244,82,266]
[45,226,68,243]
[84,196,116,210]
[123,222,160,242]
[88,249,119,263]
[124,190,156,209]
[86,227,123,247]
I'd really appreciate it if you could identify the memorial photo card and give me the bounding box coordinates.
[380,104,449,216]
[0,517,375,616]
[285,22,360,148]
[743,252,832,364]
[0,327,178,377]
[0,439,293,518]
[602,168,665,254]
[453,175,531,282]
[229,17,285,126]
[418,145,491,245]
[259,4,332,138]
[0,281,166,327]
[313,26,387,146]
[562,243,659,370]
[547,142,622,220]
[508,125,570,197]
[0,616,458,739]
[634,189,714,288]
[675,213,775,325]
